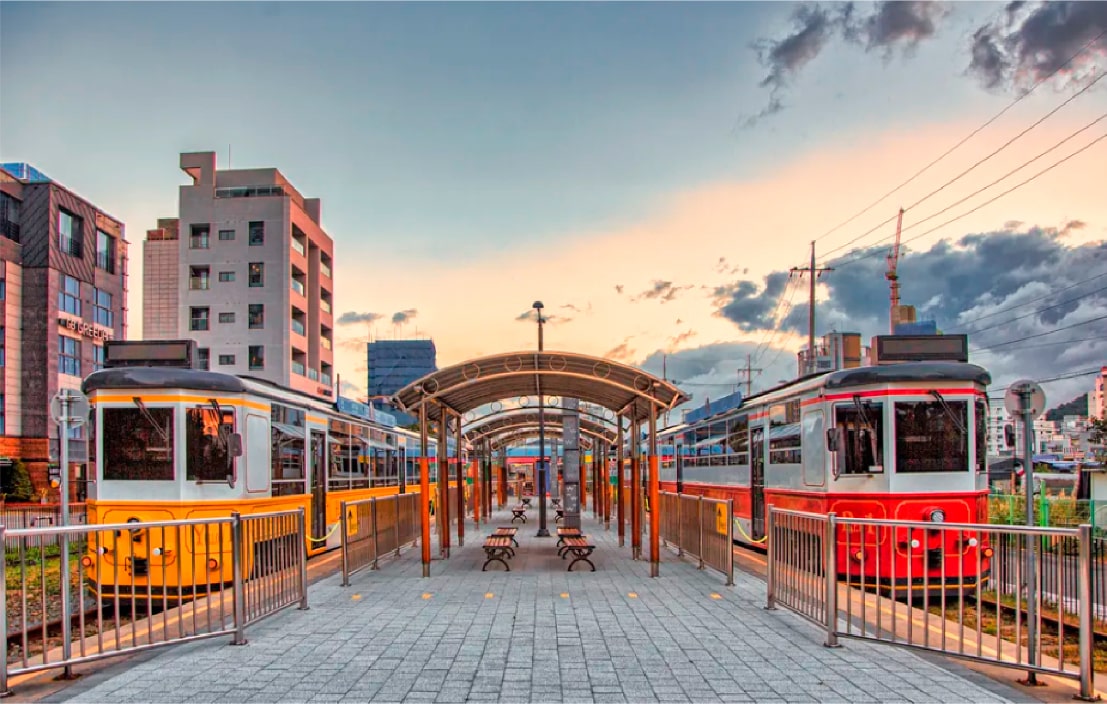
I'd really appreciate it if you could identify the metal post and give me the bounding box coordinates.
[371,498,380,570]
[1021,389,1039,684]
[1078,524,1096,700]
[420,404,431,577]
[535,302,550,538]
[765,507,776,610]
[649,405,660,578]
[631,421,641,560]
[58,394,73,679]
[617,418,625,547]
[824,512,840,647]
[726,498,735,587]
[698,496,704,570]
[298,507,309,610]
[340,500,350,586]
[437,414,450,557]
[454,417,464,546]
[677,492,683,557]
[231,512,247,645]
[0,525,9,697]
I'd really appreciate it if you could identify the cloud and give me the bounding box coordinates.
[967,1,1107,92]
[337,311,382,325]
[615,284,624,294]
[338,337,367,352]
[339,380,363,397]
[713,271,791,331]
[560,302,593,314]
[604,338,635,361]
[392,308,418,325]
[637,341,799,409]
[515,309,571,325]
[746,2,950,125]
[633,280,693,303]
[667,329,698,350]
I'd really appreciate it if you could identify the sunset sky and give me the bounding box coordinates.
[2,1,1105,412]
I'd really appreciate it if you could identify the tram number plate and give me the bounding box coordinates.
[715,504,728,535]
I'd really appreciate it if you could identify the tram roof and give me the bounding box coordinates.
[83,366,249,394]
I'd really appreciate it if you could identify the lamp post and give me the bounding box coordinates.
[534,300,550,537]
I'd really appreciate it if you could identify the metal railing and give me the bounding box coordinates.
[2,509,307,694]
[340,493,420,584]
[2,504,87,558]
[658,491,734,585]
[766,507,1098,700]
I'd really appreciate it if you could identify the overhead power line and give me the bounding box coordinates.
[952,271,1107,330]
[832,130,1107,271]
[971,336,1104,355]
[989,367,1104,395]
[808,28,1107,251]
[971,314,1107,352]
[957,283,1107,336]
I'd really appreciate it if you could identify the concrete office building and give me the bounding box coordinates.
[142,218,180,340]
[0,163,128,498]
[154,151,336,399]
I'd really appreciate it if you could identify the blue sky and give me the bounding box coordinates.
[3,1,1105,408]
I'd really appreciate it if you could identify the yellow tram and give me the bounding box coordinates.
[80,364,432,599]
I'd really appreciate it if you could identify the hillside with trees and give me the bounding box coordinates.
[1045,394,1089,421]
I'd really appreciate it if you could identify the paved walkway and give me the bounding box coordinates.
[58,506,1028,703]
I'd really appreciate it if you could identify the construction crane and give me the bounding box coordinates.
[886,208,905,334]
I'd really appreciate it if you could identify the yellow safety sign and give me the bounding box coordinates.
[716,503,728,535]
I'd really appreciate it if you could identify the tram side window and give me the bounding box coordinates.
[727,416,749,464]
[895,400,967,472]
[103,407,174,480]
[834,403,884,474]
[271,403,306,495]
[186,408,236,481]
[975,399,988,474]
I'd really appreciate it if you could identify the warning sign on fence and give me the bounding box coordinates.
[716,503,728,535]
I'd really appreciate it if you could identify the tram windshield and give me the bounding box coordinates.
[186,407,235,481]
[102,406,175,481]
[894,396,968,472]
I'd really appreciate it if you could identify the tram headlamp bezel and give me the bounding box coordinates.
[928,509,946,524]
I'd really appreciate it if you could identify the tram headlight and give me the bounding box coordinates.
[928,509,946,524]
[909,539,921,549]
[967,538,978,548]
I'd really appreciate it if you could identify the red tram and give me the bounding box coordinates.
[658,360,993,593]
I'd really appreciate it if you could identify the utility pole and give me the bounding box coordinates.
[790,241,834,375]
[738,354,762,397]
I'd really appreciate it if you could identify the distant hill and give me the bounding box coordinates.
[1045,394,1089,421]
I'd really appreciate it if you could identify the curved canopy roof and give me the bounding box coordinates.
[464,411,618,445]
[393,350,688,423]
[490,428,599,451]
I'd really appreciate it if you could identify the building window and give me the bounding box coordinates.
[249,345,264,370]
[0,393,4,434]
[0,192,20,243]
[218,312,235,324]
[190,306,210,331]
[218,271,235,282]
[197,348,210,370]
[0,326,4,367]
[249,304,264,329]
[58,209,83,257]
[320,253,332,279]
[248,221,264,245]
[59,275,81,315]
[93,344,106,372]
[218,354,236,366]
[93,288,113,328]
[0,277,5,300]
[189,265,210,290]
[218,229,235,241]
[96,230,116,273]
[190,224,210,249]
[248,262,264,287]
[59,335,81,376]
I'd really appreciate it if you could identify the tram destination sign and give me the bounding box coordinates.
[104,340,195,368]
[872,334,968,364]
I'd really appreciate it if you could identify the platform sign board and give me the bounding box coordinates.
[561,398,582,529]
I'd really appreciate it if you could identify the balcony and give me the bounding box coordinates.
[291,238,305,257]
[291,318,306,336]
[291,360,306,376]
[320,299,331,314]
[321,337,332,351]
[308,368,319,381]
[320,261,332,279]
[291,278,305,296]
[321,373,332,386]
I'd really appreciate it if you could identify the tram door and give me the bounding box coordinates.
[310,431,327,540]
[750,426,766,540]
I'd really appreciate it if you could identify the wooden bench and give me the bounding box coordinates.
[555,526,581,548]
[482,536,515,571]
[493,526,519,547]
[561,536,596,572]
[520,497,533,507]
[510,506,527,524]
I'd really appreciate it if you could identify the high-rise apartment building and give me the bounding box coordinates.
[1094,367,1106,420]
[0,163,128,497]
[142,218,179,340]
[147,151,336,399]
[367,339,437,397]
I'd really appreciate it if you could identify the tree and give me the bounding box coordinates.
[2,460,36,502]
[1090,416,1107,446]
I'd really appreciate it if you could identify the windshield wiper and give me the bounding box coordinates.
[132,397,172,448]
[929,390,966,436]
[852,395,875,433]
[207,398,232,452]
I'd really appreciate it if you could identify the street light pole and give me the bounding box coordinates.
[534,300,550,537]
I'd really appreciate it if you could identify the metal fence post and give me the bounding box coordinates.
[824,512,840,648]
[298,507,309,610]
[1078,524,1096,701]
[371,498,380,570]
[697,496,704,570]
[231,512,247,645]
[676,494,683,557]
[765,507,776,610]
[1,525,9,697]
[340,500,350,587]
[726,498,734,587]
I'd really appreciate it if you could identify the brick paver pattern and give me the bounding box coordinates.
[64,505,1021,703]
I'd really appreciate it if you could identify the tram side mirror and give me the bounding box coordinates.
[1004,424,1015,447]
[228,433,244,457]
[825,428,839,452]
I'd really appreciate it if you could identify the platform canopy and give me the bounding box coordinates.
[490,428,599,451]
[393,350,688,424]
[462,409,618,445]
